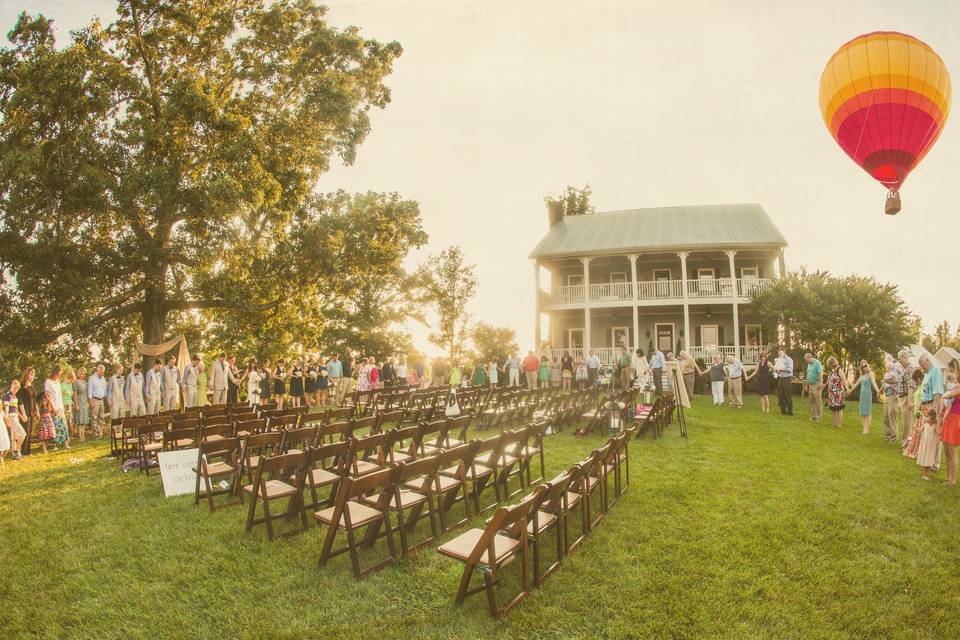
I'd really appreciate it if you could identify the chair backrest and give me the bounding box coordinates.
[324,406,354,424]
[202,423,235,441]
[243,431,285,464]
[203,404,229,418]
[163,425,199,450]
[203,414,231,428]
[438,441,477,479]
[349,431,392,469]
[235,417,268,435]
[395,455,442,493]
[199,436,241,463]
[171,416,200,429]
[321,420,353,442]
[284,425,320,452]
[376,409,405,432]
[308,439,351,475]
[350,415,377,436]
[388,425,421,462]
[468,486,544,564]
[540,468,575,514]
[250,450,307,493]
[270,414,299,432]
[329,466,399,521]
[259,408,284,422]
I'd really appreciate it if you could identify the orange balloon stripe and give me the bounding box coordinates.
[821,74,949,129]
[825,31,934,66]
[828,88,946,138]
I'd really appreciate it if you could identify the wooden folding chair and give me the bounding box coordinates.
[372,455,442,555]
[444,414,473,448]
[437,486,543,618]
[316,465,401,579]
[163,425,199,451]
[581,444,610,528]
[530,469,575,584]
[300,440,349,511]
[321,420,353,443]
[385,425,419,464]
[241,431,285,484]
[136,423,164,476]
[242,451,308,540]
[235,417,268,438]
[349,415,377,437]
[193,437,243,512]
[375,409,405,433]
[283,424,321,454]
[201,423,235,443]
[429,441,476,531]
[470,434,507,511]
[520,422,547,487]
[269,414,298,432]
[348,431,391,477]
[323,406,354,425]
[202,404,228,422]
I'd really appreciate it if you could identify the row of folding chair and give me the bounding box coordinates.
[633,394,677,439]
[438,427,634,618]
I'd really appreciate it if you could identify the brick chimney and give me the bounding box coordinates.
[547,201,563,228]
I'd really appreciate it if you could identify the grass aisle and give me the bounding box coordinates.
[1,400,958,639]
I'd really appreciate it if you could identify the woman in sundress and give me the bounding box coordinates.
[72,367,89,442]
[855,360,880,435]
[825,356,849,427]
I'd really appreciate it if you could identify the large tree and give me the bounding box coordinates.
[470,322,517,364]
[0,1,402,353]
[751,269,919,365]
[415,246,477,360]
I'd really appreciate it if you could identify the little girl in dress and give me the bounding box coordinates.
[37,392,57,454]
[916,409,940,479]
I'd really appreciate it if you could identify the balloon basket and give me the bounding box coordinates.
[884,191,901,215]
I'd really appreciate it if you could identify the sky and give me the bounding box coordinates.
[4,0,959,355]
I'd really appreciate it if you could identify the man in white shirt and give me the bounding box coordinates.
[586,352,601,386]
[182,354,200,408]
[107,363,127,421]
[44,365,69,447]
[725,355,745,408]
[649,349,666,395]
[125,362,147,417]
[145,359,162,415]
[161,356,181,410]
[209,353,228,405]
[503,352,521,387]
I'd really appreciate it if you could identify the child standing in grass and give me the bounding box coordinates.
[905,370,925,458]
[3,380,26,460]
[916,409,940,479]
[36,392,56,454]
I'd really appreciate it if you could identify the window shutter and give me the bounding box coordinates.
[719,326,725,345]
[695,325,702,345]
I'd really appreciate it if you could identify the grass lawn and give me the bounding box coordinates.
[2,397,959,639]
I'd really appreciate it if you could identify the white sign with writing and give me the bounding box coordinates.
[158,448,199,498]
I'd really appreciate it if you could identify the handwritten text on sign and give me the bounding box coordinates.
[158,448,199,497]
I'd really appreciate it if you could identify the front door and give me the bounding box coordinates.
[701,325,719,348]
[655,323,674,353]
[611,327,631,350]
[567,328,585,349]
[745,324,762,346]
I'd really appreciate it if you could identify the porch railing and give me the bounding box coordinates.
[543,278,774,306]
[689,345,770,365]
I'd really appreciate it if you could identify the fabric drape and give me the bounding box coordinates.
[136,335,190,373]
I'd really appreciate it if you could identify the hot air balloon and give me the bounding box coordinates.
[819,32,951,215]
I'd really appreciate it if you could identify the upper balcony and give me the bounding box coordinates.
[540,277,773,308]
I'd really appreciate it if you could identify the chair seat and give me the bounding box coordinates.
[438,528,519,565]
[245,455,261,470]
[287,448,303,455]
[391,450,413,463]
[142,442,163,452]
[565,491,583,508]
[314,501,384,529]
[175,438,195,448]
[527,511,558,535]
[367,489,427,509]
[476,452,517,468]
[205,434,225,442]
[302,467,340,487]
[523,446,541,459]
[354,459,381,476]
[235,430,250,438]
[196,461,234,478]
[445,437,464,447]
[242,479,297,499]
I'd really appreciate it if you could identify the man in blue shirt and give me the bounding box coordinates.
[775,347,794,416]
[586,351,601,386]
[919,354,944,412]
[804,353,824,421]
[725,355,744,407]
[327,354,343,405]
[87,364,108,439]
[649,348,665,395]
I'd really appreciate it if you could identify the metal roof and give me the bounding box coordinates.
[529,203,787,260]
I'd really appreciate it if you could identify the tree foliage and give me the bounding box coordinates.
[751,269,919,365]
[469,322,517,365]
[0,1,403,355]
[544,184,595,218]
[921,320,960,354]
[415,246,477,359]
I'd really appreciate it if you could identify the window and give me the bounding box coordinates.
[741,267,759,279]
[652,268,671,281]
[611,327,631,349]
[701,325,719,348]
[697,268,715,281]
[609,271,627,283]
[567,329,585,349]
[745,325,762,346]
[566,274,583,286]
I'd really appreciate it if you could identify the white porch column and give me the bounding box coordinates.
[777,249,787,279]
[533,261,541,350]
[581,257,592,352]
[628,254,639,351]
[678,251,690,351]
[726,250,740,355]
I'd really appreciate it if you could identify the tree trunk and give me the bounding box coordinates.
[140,283,169,369]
